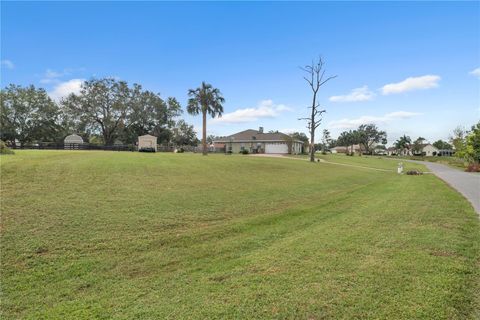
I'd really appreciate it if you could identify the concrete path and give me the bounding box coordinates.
[408,160,480,214]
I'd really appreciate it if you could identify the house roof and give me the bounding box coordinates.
[420,143,438,150]
[138,134,157,139]
[214,129,304,143]
[64,134,84,143]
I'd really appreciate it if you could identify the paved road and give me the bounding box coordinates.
[408,160,480,214]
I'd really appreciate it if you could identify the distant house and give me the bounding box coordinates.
[387,147,397,156]
[138,134,157,152]
[214,127,305,154]
[437,149,455,157]
[331,144,361,154]
[413,144,438,156]
[373,146,387,155]
[331,146,347,154]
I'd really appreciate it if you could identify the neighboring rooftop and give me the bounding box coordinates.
[215,127,303,142]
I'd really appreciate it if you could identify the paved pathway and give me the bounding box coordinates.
[407,160,480,214]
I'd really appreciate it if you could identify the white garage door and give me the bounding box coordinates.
[265,143,288,154]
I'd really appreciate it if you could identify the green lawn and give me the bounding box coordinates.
[1,151,479,319]
[405,156,468,171]
[314,153,427,171]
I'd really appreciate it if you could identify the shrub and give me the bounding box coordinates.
[0,140,14,155]
[139,147,156,153]
[466,163,480,172]
[176,147,184,153]
[239,149,249,155]
[406,170,423,175]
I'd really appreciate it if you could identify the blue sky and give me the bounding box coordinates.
[1,1,479,144]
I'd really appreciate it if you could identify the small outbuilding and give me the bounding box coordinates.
[64,134,84,149]
[138,134,157,152]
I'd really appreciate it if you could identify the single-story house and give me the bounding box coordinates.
[437,149,455,157]
[331,146,347,154]
[138,134,157,151]
[213,127,305,154]
[387,147,397,156]
[331,144,362,154]
[373,146,387,155]
[413,144,439,156]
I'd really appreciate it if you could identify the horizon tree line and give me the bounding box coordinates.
[0,78,220,149]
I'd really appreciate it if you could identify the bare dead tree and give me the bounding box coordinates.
[299,57,336,162]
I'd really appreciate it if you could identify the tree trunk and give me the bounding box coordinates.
[309,130,315,162]
[202,111,207,156]
[309,93,316,162]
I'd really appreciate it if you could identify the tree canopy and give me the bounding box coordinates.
[1,79,195,147]
[432,140,453,150]
[356,124,387,155]
[454,122,480,164]
[1,84,61,145]
[62,78,182,145]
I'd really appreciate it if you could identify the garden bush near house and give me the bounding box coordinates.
[240,149,249,155]
[139,147,156,153]
[0,140,14,155]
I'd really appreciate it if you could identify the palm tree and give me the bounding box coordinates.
[187,82,225,155]
[394,135,412,156]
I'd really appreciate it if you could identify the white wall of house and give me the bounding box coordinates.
[422,144,438,156]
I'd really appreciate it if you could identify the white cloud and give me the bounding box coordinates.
[381,75,440,95]
[212,99,292,124]
[329,86,375,102]
[469,68,480,78]
[49,79,84,101]
[40,69,68,84]
[328,111,421,129]
[1,60,14,69]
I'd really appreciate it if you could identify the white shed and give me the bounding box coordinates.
[138,134,157,152]
[64,134,84,149]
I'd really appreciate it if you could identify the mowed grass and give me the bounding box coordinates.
[1,151,479,319]
[314,153,426,171]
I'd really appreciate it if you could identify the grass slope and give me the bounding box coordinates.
[1,151,479,319]
[314,153,426,171]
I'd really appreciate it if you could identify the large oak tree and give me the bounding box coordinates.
[0,84,60,146]
[62,78,181,145]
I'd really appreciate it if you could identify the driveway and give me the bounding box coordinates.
[408,160,480,214]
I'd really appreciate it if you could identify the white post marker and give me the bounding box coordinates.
[397,162,403,174]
